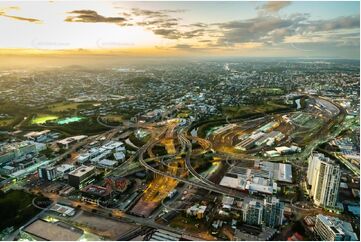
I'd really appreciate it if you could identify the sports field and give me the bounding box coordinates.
[56,116,83,125]
[31,115,58,124]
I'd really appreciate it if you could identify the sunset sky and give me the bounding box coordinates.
[0,1,359,59]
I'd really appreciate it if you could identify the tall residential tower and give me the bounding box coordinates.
[307,153,341,208]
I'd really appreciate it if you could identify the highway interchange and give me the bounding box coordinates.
[9,94,350,240]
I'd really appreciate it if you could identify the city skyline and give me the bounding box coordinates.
[0,1,359,59]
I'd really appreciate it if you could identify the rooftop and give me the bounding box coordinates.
[81,184,110,197]
[57,135,87,145]
[98,159,118,167]
[68,165,95,177]
[0,141,35,155]
[316,214,358,240]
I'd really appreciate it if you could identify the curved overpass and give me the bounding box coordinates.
[139,132,246,199]
[137,95,346,200]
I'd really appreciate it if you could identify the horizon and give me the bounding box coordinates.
[0,1,359,59]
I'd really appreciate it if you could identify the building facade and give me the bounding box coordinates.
[263,196,284,228]
[307,153,341,208]
[38,166,58,181]
[314,214,358,241]
[243,200,263,226]
[0,141,37,165]
[68,165,95,189]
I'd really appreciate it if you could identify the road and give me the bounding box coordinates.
[43,194,204,240]
[11,94,349,240]
[138,128,247,199]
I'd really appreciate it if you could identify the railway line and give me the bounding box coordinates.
[137,95,346,201]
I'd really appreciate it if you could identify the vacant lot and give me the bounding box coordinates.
[71,211,138,240]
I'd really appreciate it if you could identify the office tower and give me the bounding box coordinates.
[242,200,263,226]
[263,196,284,228]
[38,166,58,181]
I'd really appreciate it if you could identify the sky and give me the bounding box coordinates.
[0,1,359,59]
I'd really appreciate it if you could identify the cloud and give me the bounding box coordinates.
[188,22,208,28]
[172,44,193,49]
[216,16,296,45]
[1,14,42,23]
[304,15,360,32]
[153,29,181,39]
[132,8,185,18]
[182,29,205,39]
[258,1,291,13]
[0,7,42,23]
[138,18,179,28]
[65,10,126,24]
[62,6,359,54]
[131,8,183,39]
[170,43,222,52]
[128,6,359,49]
[215,13,360,47]
[130,8,208,40]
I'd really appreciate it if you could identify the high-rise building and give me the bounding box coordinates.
[38,166,58,181]
[314,214,358,241]
[263,196,284,228]
[242,200,263,226]
[307,153,341,208]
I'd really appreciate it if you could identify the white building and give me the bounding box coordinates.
[307,153,341,208]
[186,204,207,219]
[56,164,75,178]
[314,214,358,241]
[50,203,76,217]
[97,159,118,168]
[113,152,125,161]
[57,135,87,149]
[220,165,278,195]
[24,130,51,141]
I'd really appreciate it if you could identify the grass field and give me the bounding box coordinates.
[0,190,42,231]
[0,118,14,127]
[100,114,123,123]
[249,87,284,95]
[56,116,83,125]
[47,102,81,112]
[47,102,99,113]
[222,101,289,117]
[31,114,59,124]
